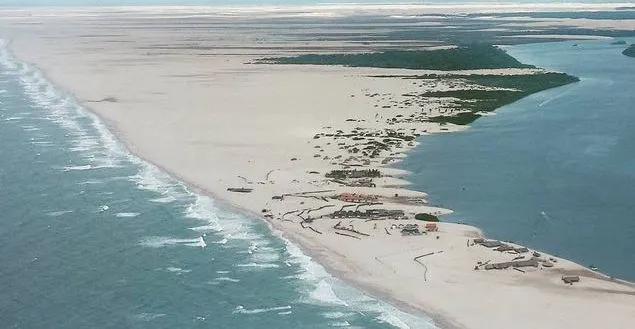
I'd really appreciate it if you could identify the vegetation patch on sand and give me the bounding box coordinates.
[261,44,579,125]
[257,44,535,70]
[415,213,440,222]
[366,72,579,125]
[421,73,580,125]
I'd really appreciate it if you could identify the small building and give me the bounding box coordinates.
[338,193,378,203]
[479,240,503,248]
[512,260,539,268]
[495,245,514,252]
[401,224,423,236]
[425,223,438,232]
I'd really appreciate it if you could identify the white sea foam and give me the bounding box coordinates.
[329,321,351,327]
[376,311,412,329]
[248,243,280,263]
[183,194,281,265]
[236,262,280,269]
[77,179,105,185]
[184,194,221,225]
[310,280,349,306]
[63,164,93,171]
[185,236,207,248]
[133,313,166,321]
[233,305,291,315]
[21,125,40,131]
[2,39,279,270]
[323,311,356,319]
[0,39,437,329]
[3,116,24,121]
[47,210,73,217]
[283,239,437,329]
[150,195,177,203]
[165,267,191,274]
[129,162,187,201]
[215,277,240,283]
[116,212,140,218]
[139,236,206,248]
[30,141,52,146]
[0,39,129,174]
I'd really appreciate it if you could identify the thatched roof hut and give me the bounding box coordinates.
[479,240,503,248]
[562,276,580,284]
[401,224,423,236]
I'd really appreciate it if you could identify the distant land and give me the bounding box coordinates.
[623,44,635,57]
[421,73,578,125]
[260,45,535,70]
[262,45,579,125]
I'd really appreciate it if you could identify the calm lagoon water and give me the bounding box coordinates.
[402,39,635,281]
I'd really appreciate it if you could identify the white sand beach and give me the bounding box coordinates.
[2,5,634,329]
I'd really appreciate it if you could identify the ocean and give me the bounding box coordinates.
[402,39,635,282]
[0,41,435,328]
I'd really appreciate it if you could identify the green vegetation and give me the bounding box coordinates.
[415,213,440,222]
[623,44,635,58]
[261,44,579,126]
[258,44,535,70]
[325,169,381,179]
[417,73,579,125]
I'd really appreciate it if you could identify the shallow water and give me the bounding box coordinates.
[402,39,635,281]
[0,41,435,329]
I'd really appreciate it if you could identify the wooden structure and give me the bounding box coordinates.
[401,224,423,236]
[425,223,438,232]
[338,193,379,203]
[562,276,580,284]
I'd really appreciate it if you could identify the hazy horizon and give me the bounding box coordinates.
[2,0,634,7]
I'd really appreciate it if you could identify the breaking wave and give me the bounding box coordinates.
[233,305,292,315]
[115,212,140,218]
[0,38,438,329]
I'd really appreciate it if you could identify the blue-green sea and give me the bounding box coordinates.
[402,39,635,282]
[0,41,436,329]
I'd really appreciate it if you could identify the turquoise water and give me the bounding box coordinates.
[402,39,635,281]
[0,42,435,329]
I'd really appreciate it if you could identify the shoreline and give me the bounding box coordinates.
[62,85,463,328]
[1,38,461,326]
[77,76,634,329]
[3,9,635,328]
[100,116,465,328]
[8,43,634,328]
